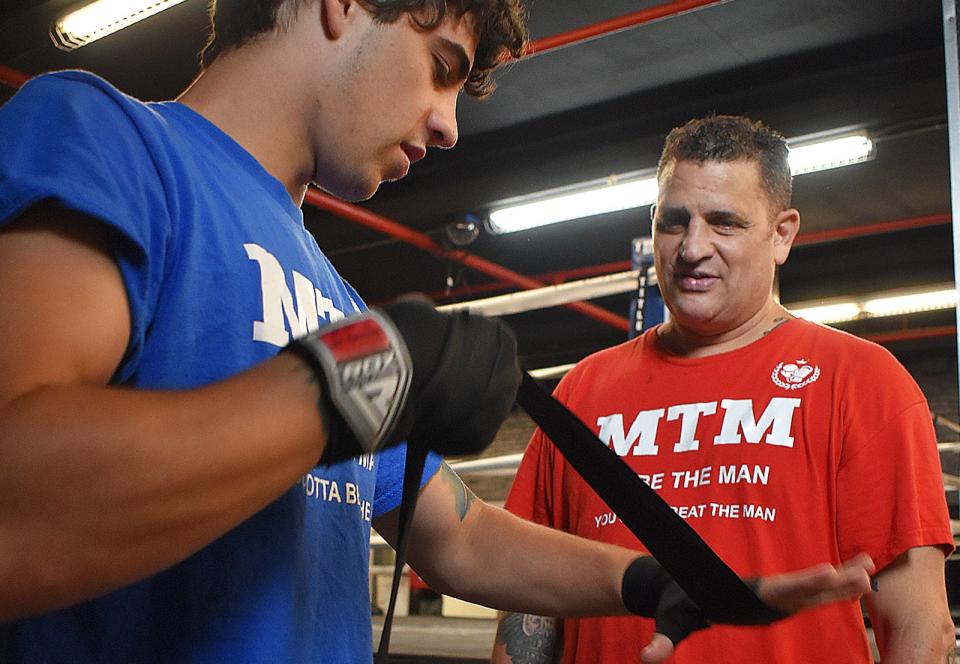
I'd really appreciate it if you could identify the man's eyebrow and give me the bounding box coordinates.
[656,205,690,219]
[704,209,748,224]
[437,36,472,83]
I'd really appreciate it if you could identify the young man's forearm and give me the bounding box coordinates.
[0,353,326,620]
[406,497,636,618]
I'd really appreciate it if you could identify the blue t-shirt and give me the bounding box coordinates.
[0,71,440,663]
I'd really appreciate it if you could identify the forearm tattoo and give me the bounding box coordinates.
[495,613,562,663]
[439,462,476,521]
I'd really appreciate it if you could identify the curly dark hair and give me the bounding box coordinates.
[200,0,528,98]
[657,115,792,211]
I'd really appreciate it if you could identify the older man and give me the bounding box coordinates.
[494,115,954,664]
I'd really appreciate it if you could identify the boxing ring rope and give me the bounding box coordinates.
[438,269,641,316]
[865,325,958,344]
[428,259,635,302]
[437,214,956,316]
[425,213,953,304]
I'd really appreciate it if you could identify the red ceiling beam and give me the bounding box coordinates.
[0,64,29,89]
[523,0,727,57]
[794,213,951,246]
[864,325,957,345]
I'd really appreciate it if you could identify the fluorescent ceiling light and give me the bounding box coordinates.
[790,285,957,324]
[529,363,577,380]
[863,289,958,317]
[787,134,874,176]
[488,175,658,234]
[788,302,862,324]
[487,131,874,235]
[52,0,188,51]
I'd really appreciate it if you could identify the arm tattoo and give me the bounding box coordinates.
[438,462,476,521]
[496,613,562,664]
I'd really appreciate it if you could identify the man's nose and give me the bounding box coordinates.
[426,97,459,150]
[679,220,713,262]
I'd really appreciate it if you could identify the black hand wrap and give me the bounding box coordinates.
[285,299,520,465]
[622,556,709,647]
[622,555,789,650]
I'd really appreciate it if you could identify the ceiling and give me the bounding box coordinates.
[0,0,955,370]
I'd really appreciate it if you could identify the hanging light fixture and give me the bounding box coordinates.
[487,130,876,235]
[787,133,874,176]
[790,284,957,324]
[51,0,189,51]
[487,173,659,235]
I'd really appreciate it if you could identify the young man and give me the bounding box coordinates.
[493,115,956,664]
[0,4,876,661]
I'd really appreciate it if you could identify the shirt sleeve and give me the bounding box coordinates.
[836,348,954,571]
[0,71,174,381]
[372,444,443,518]
[503,368,590,528]
[504,427,559,527]
[505,363,599,529]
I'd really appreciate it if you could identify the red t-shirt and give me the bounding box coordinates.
[506,319,953,664]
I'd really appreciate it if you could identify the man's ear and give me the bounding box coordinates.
[321,0,352,40]
[772,208,800,266]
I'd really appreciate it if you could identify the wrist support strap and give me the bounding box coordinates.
[285,311,412,462]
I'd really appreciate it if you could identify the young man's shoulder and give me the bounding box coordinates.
[14,69,141,112]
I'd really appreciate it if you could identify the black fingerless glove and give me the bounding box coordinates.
[284,299,521,465]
